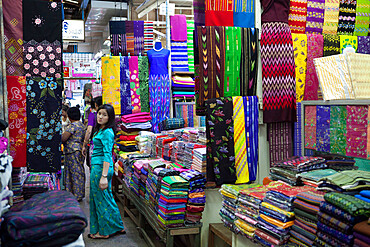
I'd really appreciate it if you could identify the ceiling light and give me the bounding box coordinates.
[65,0,79,4]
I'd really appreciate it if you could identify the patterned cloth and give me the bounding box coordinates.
[305,105,317,150]
[233,0,255,27]
[261,22,296,123]
[292,33,307,102]
[26,77,62,172]
[357,36,370,54]
[138,56,149,113]
[317,221,354,244]
[330,106,347,155]
[294,102,303,156]
[224,27,242,97]
[186,20,195,73]
[7,76,27,167]
[205,0,234,26]
[109,21,126,56]
[134,21,144,56]
[320,201,363,224]
[340,35,358,53]
[323,34,340,56]
[268,122,293,164]
[346,105,368,158]
[288,0,308,33]
[171,41,189,72]
[120,56,132,115]
[305,0,325,34]
[346,53,370,99]
[149,74,170,133]
[323,0,340,35]
[102,56,120,114]
[144,22,154,54]
[241,28,259,96]
[125,21,134,55]
[354,0,370,36]
[337,0,357,35]
[325,193,370,217]
[129,56,141,113]
[318,211,352,234]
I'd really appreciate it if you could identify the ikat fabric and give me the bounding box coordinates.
[134,21,144,56]
[101,56,120,114]
[233,0,255,28]
[288,0,308,34]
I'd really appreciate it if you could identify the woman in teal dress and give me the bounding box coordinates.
[88,104,125,239]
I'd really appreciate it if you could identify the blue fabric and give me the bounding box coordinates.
[233,12,255,28]
[355,195,370,203]
[360,190,370,199]
[120,56,132,115]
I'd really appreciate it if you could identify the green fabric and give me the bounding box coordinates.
[299,169,337,182]
[221,184,263,197]
[330,106,347,155]
[186,20,195,73]
[224,26,242,97]
[294,208,317,221]
[324,192,370,217]
[138,56,149,113]
[354,0,370,36]
[319,170,370,187]
[355,158,370,171]
[162,176,188,186]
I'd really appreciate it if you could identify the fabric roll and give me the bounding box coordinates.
[305,105,317,150]
[205,0,234,26]
[224,27,241,97]
[144,22,154,54]
[134,21,144,56]
[261,22,296,123]
[304,33,323,101]
[109,21,126,56]
[233,0,255,28]
[102,56,121,114]
[268,122,293,164]
[170,15,187,41]
[3,0,23,76]
[323,34,340,56]
[138,56,149,113]
[346,106,368,159]
[305,0,325,34]
[330,106,347,155]
[337,0,357,35]
[292,33,307,102]
[120,56,132,115]
[346,53,370,99]
[288,0,308,33]
[340,35,358,53]
[322,0,340,35]
[129,56,140,113]
[357,36,370,54]
[171,41,189,72]
[294,102,302,156]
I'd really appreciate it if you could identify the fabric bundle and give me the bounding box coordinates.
[353,220,370,247]
[191,147,207,177]
[298,169,338,188]
[22,173,54,200]
[145,159,167,210]
[135,131,154,154]
[10,167,27,205]
[355,190,370,203]
[130,161,146,197]
[172,75,195,98]
[182,143,206,169]
[318,170,370,192]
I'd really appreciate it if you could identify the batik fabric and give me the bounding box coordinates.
[101,56,121,114]
[120,56,132,115]
[340,35,358,53]
[354,0,370,36]
[288,0,308,33]
[337,0,357,35]
[330,106,347,155]
[357,36,370,54]
[346,105,368,159]
[304,34,323,100]
[305,105,317,150]
[323,34,340,56]
[292,33,307,102]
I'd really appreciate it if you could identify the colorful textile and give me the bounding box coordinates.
[292,33,307,102]
[171,41,189,72]
[337,0,357,35]
[305,0,325,34]
[317,222,354,244]
[316,230,350,247]
[294,198,320,214]
[354,0,370,36]
[268,122,293,164]
[304,33,323,101]
[144,22,154,53]
[316,106,331,152]
[170,15,187,41]
[102,56,120,114]
[340,35,358,53]
[134,21,144,56]
[288,0,308,33]
[205,0,234,26]
[224,27,241,97]
[4,0,23,76]
[120,56,132,115]
[318,211,352,234]
[330,106,347,155]
[259,214,294,229]
[233,0,255,28]
[323,34,340,56]
[186,20,195,73]
[323,0,340,35]
[294,102,303,156]
[109,21,126,56]
[244,96,258,181]
[26,77,62,172]
[324,192,370,217]
[125,21,134,55]
[138,56,149,113]
[261,22,296,123]
[357,36,370,54]
[7,76,27,167]
[206,97,236,185]
[353,220,370,236]
[129,56,140,113]
[346,105,368,159]
[149,74,170,133]
[23,40,62,78]
[297,191,325,205]
[346,53,370,99]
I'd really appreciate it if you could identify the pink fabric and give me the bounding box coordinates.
[0,137,8,154]
[346,105,368,158]
[305,105,317,150]
[121,112,150,122]
[123,116,151,123]
[235,213,258,225]
[170,15,187,41]
[304,34,323,100]
[129,56,140,113]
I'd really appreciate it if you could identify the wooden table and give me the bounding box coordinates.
[208,223,232,247]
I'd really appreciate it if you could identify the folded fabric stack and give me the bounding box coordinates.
[183,143,206,168]
[180,170,206,225]
[318,170,370,193]
[171,141,186,163]
[156,136,177,160]
[135,131,155,154]
[235,185,267,239]
[219,184,262,233]
[22,173,54,200]
[172,75,195,98]
[11,167,27,204]
[163,142,173,161]
[298,169,338,188]
[146,160,167,209]
[290,191,325,246]
[1,191,87,247]
[317,153,357,171]
[131,161,148,197]
[191,147,207,176]
[123,153,150,188]
[353,220,370,247]
[197,127,207,144]
[315,192,370,246]
[158,176,189,228]
[159,118,185,131]
[155,168,181,203]
[355,190,370,203]
[270,156,326,186]
[255,183,315,246]
[188,129,199,143]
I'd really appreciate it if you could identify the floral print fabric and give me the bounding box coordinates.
[316,106,331,153]
[23,40,62,78]
[305,106,317,150]
[26,77,62,172]
[346,105,368,158]
[330,106,347,155]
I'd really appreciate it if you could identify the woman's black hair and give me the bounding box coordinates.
[93,96,103,109]
[62,104,69,112]
[93,104,116,135]
[67,107,81,121]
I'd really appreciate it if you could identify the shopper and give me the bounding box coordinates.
[82,96,103,168]
[62,104,70,132]
[88,104,125,239]
[62,107,86,201]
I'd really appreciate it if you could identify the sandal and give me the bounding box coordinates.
[87,233,110,239]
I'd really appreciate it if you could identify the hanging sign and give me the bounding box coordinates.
[63,20,85,41]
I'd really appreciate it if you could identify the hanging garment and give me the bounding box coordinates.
[292,33,307,102]
[91,81,102,98]
[193,0,205,49]
[305,0,325,34]
[120,56,132,115]
[288,0,308,34]
[197,26,225,116]
[23,40,62,78]
[101,56,120,114]
[224,27,241,97]
[304,105,317,150]
[129,56,141,113]
[144,21,154,54]
[4,0,23,76]
[268,122,293,165]
[7,76,27,167]
[23,0,62,42]
[346,106,368,159]
[340,35,358,53]
[125,21,135,55]
[241,28,259,96]
[337,0,357,35]
[26,77,62,172]
[186,20,195,73]
[261,22,296,123]
[316,106,331,153]
[304,33,323,101]
[170,15,187,41]
[138,56,150,113]
[330,106,347,155]
[323,34,340,56]
[354,0,370,36]
[171,42,190,72]
[109,21,126,56]
[205,0,234,26]
[294,102,303,156]
[233,0,255,28]
[205,97,236,185]
[322,0,340,35]
[357,36,370,54]
[134,21,144,56]
[346,53,370,99]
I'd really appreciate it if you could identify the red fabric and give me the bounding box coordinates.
[7,76,27,167]
[159,195,188,203]
[205,11,234,26]
[119,135,138,141]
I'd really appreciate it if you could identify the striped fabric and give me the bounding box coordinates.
[134,21,144,56]
[294,102,302,156]
[322,0,340,35]
[288,0,308,33]
[144,22,154,53]
[171,41,189,72]
[233,0,255,28]
[186,20,195,73]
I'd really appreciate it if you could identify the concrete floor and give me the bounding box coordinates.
[79,165,148,247]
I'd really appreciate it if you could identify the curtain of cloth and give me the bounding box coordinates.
[26,77,62,172]
[241,28,259,96]
[322,0,340,35]
[337,0,357,35]
[101,56,121,114]
[138,56,150,113]
[288,0,308,34]
[244,96,258,181]
[224,27,241,97]
[120,56,132,115]
[292,33,307,103]
[323,34,340,56]
[268,122,293,165]
[305,0,325,34]
[134,21,144,56]
[109,21,126,56]
[330,106,347,155]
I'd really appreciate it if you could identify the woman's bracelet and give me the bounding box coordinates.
[101,174,107,178]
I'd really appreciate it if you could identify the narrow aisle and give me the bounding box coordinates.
[79,165,149,247]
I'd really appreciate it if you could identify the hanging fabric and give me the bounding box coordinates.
[357,36,370,54]
[120,56,132,115]
[292,33,307,103]
[330,106,347,155]
[4,0,23,76]
[340,35,358,53]
[268,122,293,165]
[224,27,241,97]
[294,102,303,156]
[26,77,62,172]
[288,0,308,34]
[134,21,144,56]
[109,21,126,56]
[233,0,255,28]
[316,106,331,153]
[138,56,150,113]
[346,53,370,99]
[125,21,135,55]
[144,21,154,54]
[170,15,187,41]
[346,106,368,159]
[91,81,103,98]
[186,20,195,73]
[322,0,340,35]
[304,105,317,150]
[7,76,27,167]
[323,34,340,56]
[244,96,258,182]
[241,28,259,96]
[305,0,325,34]
[129,56,140,113]
[337,0,357,35]
[171,42,190,72]
[205,0,233,26]
[101,56,121,114]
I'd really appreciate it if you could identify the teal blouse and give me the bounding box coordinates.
[91,128,114,166]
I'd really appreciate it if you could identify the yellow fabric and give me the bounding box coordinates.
[292,33,307,102]
[340,35,358,53]
[101,56,121,114]
[119,151,140,159]
[220,189,237,200]
[346,53,370,99]
[117,141,138,146]
[235,219,256,237]
[322,0,340,35]
[261,202,295,218]
[117,130,140,136]
[260,214,295,229]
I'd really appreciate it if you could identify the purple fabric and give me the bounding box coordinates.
[133,21,144,56]
[354,232,370,243]
[87,112,96,145]
[305,0,325,34]
[316,106,330,153]
[357,37,370,54]
[170,15,187,41]
[120,56,132,115]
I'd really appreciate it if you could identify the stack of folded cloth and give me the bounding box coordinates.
[172,75,195,98]
[11,167,27,204]
[289,191,325,246]
[255,182,315,246]
[189,129,199,143]
[235,185,266,239]
[159,118,185,131]
[355,190,370,203]
[155,168,181,203]
[191,147,207,176]
[163,142,173,161]
[22,173,53,200]
[146,160,167,209]
[219,184,262,233]
[156,136,177,159]
[135,131,155,154]
[353,220,370,247]
[171,141,186,163]
[183,143,206,168]
[318,170,370,193]
[269,156,326,185]
[157,176,189,228]
[115,130,139,153]
[180,170,206,225]
[297,169,338,188]
[197,127,207,144]
[315,192,370,246]
[120,112,152,132]
[317,153,357,171]
[131,161,148,197]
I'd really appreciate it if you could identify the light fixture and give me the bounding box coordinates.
[65,0,79,4]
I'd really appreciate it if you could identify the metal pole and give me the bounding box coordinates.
[166,0,173,117]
